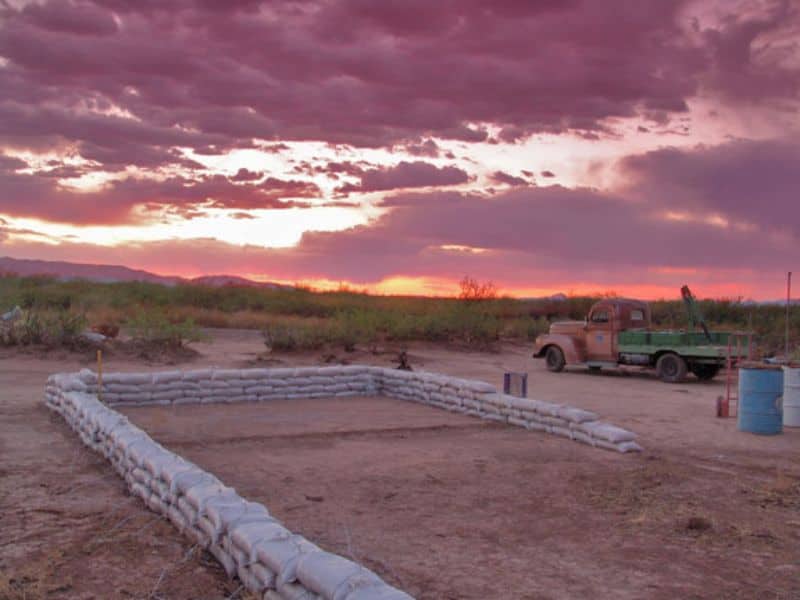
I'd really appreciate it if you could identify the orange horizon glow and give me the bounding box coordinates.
[69,262,771,301]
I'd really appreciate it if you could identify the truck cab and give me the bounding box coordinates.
[535,299,650,367]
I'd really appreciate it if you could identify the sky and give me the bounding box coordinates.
[0,0,798,299]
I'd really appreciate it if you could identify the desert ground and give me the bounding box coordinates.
[2,329,798,599]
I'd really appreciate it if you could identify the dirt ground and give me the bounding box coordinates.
[2,329,799,599]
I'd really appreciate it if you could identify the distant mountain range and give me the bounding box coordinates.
[0,256,288,289]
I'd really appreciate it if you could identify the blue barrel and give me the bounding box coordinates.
[738,366,783,435]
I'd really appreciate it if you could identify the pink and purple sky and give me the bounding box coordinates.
[0,0,798,298]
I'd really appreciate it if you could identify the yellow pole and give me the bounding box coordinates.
[97,349,103,403]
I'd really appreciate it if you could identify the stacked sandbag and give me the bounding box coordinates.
[76,366,381,407]
[470,393,642,452]
[45,374,412,600]
[375,369,496,414]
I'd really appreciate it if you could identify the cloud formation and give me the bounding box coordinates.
[618,137,800,236]
[0,160,319,224]
[2,0,795,175]
[336,161,471,195]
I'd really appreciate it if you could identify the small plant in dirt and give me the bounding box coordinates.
[126,310,207,349]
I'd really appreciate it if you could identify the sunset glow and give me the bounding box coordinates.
[0,0,798,299]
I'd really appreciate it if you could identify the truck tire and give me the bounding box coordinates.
[545,346,566,372]
[656,353,688,383]
[690,364,720,381]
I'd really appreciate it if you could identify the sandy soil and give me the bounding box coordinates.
[2,329,799,599]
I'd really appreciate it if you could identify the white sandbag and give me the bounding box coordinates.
[170,469,221,496]
[246,386,274,395]
[550,425,573,439]
[130,482,150,501]
[108,372,153,385]
[595,439,643,453]
[152,370,184,384]
[525,420,548,433]
[274,581,323,600]
[341,585,414,600]
[533,400,562,416]
[212,369,244,380]
[507,416,528,428]
[557,406,599,424]
[502,396,537,412]
[571,430,594,446]
[581,421,637,443]
[209,544,238,577]
[184,483,237,512]
[538,415,569,428]
[105,384,144,394]
[255,535,319,586]
[146,494,168,514]
[185,523,211,548]
[205,497,270,533]
[182,370,212,381]
[242,368,273,379]
[177,496,198,523]
[152,390,185,402]
[267,368,294,378]
[225,395,250,404]
[167,505,188,530]
[295,552,363,599]
[465,380,495,393]
[482,413,506,423]
[250,561,277,589]
[237,562,276,594]
[230,519,291,560]
[113,392,155,404]
[197,516,222,545]
[173,396,200,405]
[330,571,386,600]
[78,368,97,383]
[208,380,241,390]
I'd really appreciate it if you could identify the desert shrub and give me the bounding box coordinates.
[503,316,550,340]
[331,309,383,351]
[0,308,86,348]
[448,303,501,347]
[262,320,331,352]
[458,276,497,302]
[126,310,207,348]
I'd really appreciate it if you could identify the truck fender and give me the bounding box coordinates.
[534,334,584,364]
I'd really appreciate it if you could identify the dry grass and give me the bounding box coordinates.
[0,549,71,600]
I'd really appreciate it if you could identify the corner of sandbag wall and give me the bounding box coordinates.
[44,370,413,600]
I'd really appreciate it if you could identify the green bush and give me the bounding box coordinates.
[262,320,331,352]
[126,310,207,348]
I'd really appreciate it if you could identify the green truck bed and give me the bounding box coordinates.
[617,330,745,358]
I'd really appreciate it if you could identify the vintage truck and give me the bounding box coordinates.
[532,292,749,382]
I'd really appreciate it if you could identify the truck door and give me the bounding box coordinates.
[585,305,615,361]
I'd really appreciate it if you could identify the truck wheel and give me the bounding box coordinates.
[545,346,566,372]
[656,353,688,383]
[690,364,720,381]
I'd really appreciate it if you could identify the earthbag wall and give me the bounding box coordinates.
[45,372,412,600]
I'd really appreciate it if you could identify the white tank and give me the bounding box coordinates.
[783,366,800,427]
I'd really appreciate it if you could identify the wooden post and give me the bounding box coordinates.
[97,349,103,403]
